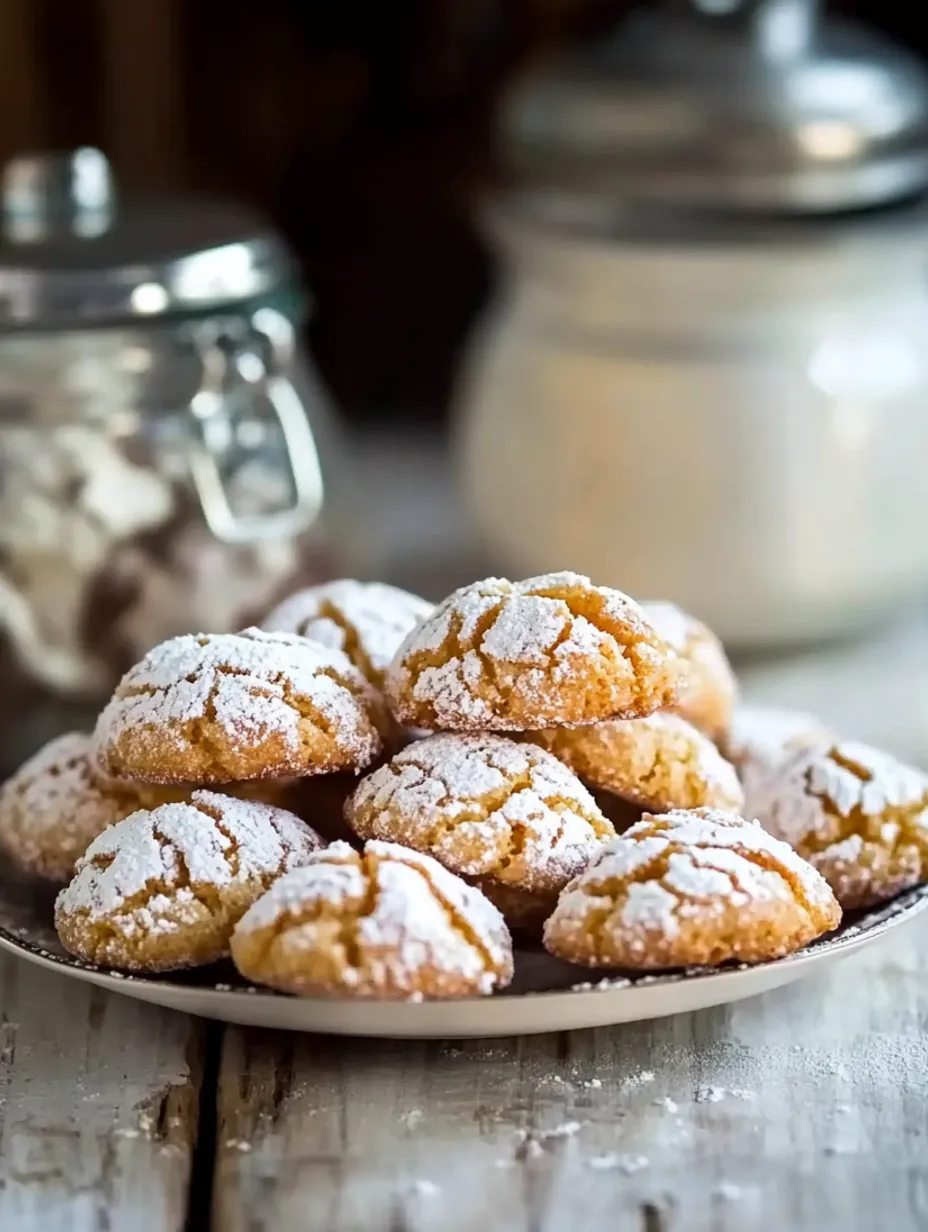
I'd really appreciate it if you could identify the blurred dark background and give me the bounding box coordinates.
[0,0,923,426]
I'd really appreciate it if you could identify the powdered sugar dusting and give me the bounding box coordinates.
[724,705,832,769]
[640,600,693,652]
[621,883,680,937]
[764,741,928,843]
[630,808,837,908]
[0,733,135,881]
[546,806,838,955]
[262,579,432,683]
[234,839,513,993]
[387,574,674,731]
[56,789,322,925]
[93,627,382,765]
[347,733,612,890]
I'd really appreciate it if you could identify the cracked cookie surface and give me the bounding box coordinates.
[385,573,678,733]
[93,628,388,784]
[720,705,833,820]
[231,839,513,998]
[262,578,433,689]
[756,741,928,909]
[527,713,744,814]
[543,807,840,969]
[641,602,737,742]
[345,732,614,931]
[54,790,324,971]
[0,732,192,883]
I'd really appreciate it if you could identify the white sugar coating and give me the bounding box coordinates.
[234,839,512,991]
[621,882,680,937]
[628,808,837,907]
[387,573,672,729]
[551,807,836,946]
[763,740,928,850]
[93,627,381,762]
[347,733,611,889]
[57,790,322,922]
[639,600,694,651]
[0,732,135,880]
[480,595,568,666]
[613,712,743,799]
[262,579,433,681]
[724,705,832,768]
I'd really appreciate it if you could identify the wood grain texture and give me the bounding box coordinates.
[0,953,203,1232]
[211,921,928,1232]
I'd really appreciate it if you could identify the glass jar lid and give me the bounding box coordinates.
[0,149,294,328]
[500,0,928,216]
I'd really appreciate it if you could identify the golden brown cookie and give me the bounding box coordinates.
[55,790,324,972]
[0,732,190,883]
[526,713,744,814]
[262,579,432,689]
[93,628,388,785]
[345,732,614,931]
[543,807,840,969]
[231,839,514,999]
[720,704,833,819]
[641,602,737,741]
[755,741,928,909]
[385,573,678,733]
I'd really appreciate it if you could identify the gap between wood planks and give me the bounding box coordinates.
[184,1021,224,1232]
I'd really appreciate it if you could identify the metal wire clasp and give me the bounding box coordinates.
[187,307,324,544]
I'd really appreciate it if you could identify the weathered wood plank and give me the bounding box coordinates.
[211,922,928,1232]
[0,955,204,1232]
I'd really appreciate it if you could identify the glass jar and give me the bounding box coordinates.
[0,151,342,772]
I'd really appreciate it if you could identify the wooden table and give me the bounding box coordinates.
[2,616,927,1232]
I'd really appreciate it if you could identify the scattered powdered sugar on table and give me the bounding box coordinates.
[262,579,432,680]
[94,627,380,762]
[587,1153,649,1174]
[348,733,610,888]
[56,790,322,927]
[695,1086,726,1103]
[714,1181,748,1201]
[406,1179,442,1198]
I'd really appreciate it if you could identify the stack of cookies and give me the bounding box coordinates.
[1,571,926,1002]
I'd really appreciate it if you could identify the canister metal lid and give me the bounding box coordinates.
[0,149,294,327]
[501,0,928,216]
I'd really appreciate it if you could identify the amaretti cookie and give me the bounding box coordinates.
[93,628,387,784]
[756,740,928,909]
[231,840,514,999]
[641,601,737,742]
[262,579,432,689]
[0,733,185,882]
[385,573,678,733]
[543,807,840,969]
[720,704,833,818]
[345,732,614,930]
[55,791,324,972]
[527,713,744,814]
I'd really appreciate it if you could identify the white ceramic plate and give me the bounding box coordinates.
[2,876,926,1038]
